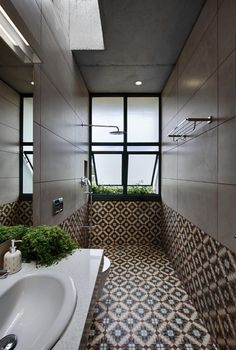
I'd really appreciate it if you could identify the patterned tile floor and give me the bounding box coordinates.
[87,244,216,350]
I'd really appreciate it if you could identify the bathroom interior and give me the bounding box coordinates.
[0,0,235,349]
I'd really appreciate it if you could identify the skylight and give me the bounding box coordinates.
[70,0,104,50]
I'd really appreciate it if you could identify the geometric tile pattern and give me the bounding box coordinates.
[87,243,216,349]
[0,201,19,226]
[17,200,33,226]
[161,203,236,350]
[60,203,89,247]
[91,201,162,246]
[0,200,33,226]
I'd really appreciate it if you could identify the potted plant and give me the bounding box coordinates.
[21,225,78,266]
[0,225,78,268]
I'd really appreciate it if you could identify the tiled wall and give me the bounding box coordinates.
[161,203,236,349]
[0,200,33,226]
[0,81,20,206]
[161,1,236,347]
[161,0,236,253]
[60,203,89,248]
[90,201,162,247]
[2,1,90,226]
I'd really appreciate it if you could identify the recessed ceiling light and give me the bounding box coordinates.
[30,81,34,85]
[135,81,142,86]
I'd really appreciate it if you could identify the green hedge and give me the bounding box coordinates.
[92,185,153,195]
[0,225,29,244]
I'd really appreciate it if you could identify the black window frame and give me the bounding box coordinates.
[89,93,161,201]
[19,93,33,201]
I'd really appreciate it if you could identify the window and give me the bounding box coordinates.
[20,95,33,198]
[90,95,160,198]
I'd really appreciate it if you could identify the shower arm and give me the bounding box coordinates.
[78,123,121,133]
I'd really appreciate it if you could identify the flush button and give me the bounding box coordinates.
[52,198,63,215]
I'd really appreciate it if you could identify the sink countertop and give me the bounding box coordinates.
[0,248,104,350]
[51,249,104,350]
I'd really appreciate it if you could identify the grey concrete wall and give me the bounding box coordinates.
[161,0,236,253]
[5,0,89,225]
[0,80,19,205]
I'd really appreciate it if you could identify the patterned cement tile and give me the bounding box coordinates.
[87,244,216,350]
[161,203,236,349]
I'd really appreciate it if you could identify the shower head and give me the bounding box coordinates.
[109,130,125,135]
[109,125,125,135]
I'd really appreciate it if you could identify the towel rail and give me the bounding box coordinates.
[168,116,213,142]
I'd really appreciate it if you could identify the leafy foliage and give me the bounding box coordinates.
[92,186,123,194]
[92,185,153,195]
[0,225,29,244]
[0,225,78,266]
[21,225,78,266]
[127,186,153,194]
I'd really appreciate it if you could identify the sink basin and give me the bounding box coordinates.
[0,270,77,350]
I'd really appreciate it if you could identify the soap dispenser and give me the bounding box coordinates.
[4,239,22,274]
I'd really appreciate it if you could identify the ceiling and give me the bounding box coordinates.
[0,38,33,93]
[73,0,205,93]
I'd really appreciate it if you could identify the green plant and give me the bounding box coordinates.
[21,225,78,266]
[92,185,123,195]
[0,225,29,244]
[92,185,154,195]
[127,186,153,194]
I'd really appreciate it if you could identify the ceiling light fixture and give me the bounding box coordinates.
[135,81,143,86]
[0,23,17,45]
[0,5,41,63]
[0,5,29,45]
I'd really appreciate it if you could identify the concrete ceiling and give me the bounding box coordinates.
[73,0,205,93]
[0,38,33,93]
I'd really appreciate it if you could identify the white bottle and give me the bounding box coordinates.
[4,239,23,274]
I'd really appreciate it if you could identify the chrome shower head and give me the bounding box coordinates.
[109,130,125,135]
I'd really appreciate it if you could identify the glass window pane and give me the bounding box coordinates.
[23,147,33,193]
[23,97,33,142]
[127,145,159,151]
[23,145,33,152]
[92,145,123,151]
[92,97,124,143]
[93,154,122,185]
[127,97,159,142]
[128,154,157,185]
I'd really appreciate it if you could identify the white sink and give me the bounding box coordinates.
[0,270,77,350]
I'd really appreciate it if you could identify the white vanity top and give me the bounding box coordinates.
[0,249,104,350]
[51,249,103,349]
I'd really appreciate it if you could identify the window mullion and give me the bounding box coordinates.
[122,152,128,195]
[123,96,128,194]
[151,154,159,186]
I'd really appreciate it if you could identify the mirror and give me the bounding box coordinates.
[0,37,33,227]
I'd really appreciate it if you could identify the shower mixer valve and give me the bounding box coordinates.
[80,176,91,188]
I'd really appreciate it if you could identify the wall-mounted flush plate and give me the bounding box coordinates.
[52,198,63,215]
